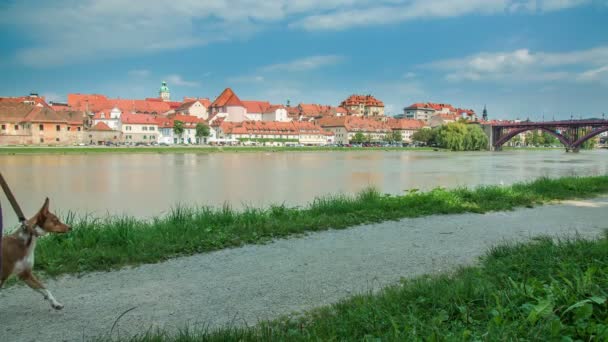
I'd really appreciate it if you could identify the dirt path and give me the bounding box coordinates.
[2,197,607,342]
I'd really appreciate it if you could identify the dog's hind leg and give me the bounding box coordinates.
[18,270,63,310]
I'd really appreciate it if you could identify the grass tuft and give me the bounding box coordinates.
[94,233,608,341]
[20,175,608,278]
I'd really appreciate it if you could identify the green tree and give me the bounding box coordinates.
[352,132,365,144]
[412,128,436,145]
[390,130,403,143]
[436,122,467,151]
[541,132,558,146]
[195,123,210,144]
[173,120,185,143]
[435,122,488,151]
[581,137,597,150]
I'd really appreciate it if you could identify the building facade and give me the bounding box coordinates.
[340,95,385,117]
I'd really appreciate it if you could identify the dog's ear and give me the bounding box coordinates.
[40,197,50,215]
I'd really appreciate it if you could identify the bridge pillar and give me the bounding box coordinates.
[481,125,494,151]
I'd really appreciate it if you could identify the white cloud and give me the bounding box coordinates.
[291,0,593,31]
[261,55,344,72]
[425,46,608,83]
[402,72,417,79]
[577,65,608,82]
[1,0,594,66]
[128,69,150,77]
[165,74,200,87]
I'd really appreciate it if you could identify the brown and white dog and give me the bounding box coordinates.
[0,198,71,310]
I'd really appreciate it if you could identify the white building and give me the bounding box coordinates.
[92,107,122,131]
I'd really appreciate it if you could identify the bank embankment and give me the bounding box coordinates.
[1,195,606,341]
[24,175,608,277]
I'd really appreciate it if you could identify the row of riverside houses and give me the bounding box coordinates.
[1,82,481,146]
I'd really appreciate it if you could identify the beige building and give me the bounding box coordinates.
[86,122,121,145]
[0,101,86,145]
[121,113,159,143]
[340,95,385,117]
[318,116,391,144]
[387,118,426,143]
[173,99,211,119]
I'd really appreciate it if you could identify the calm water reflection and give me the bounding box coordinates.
[1,150,606,226]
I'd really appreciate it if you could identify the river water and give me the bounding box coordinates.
[0,150,606,226]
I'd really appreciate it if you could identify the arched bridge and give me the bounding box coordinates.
[484,120,608,152]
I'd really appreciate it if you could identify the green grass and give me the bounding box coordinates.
[95,232,608,341]
[26,175,608,278]
[0,146,435,155]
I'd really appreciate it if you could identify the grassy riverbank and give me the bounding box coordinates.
[0,146,435,155]
[29,175,608,278]
[97,232,608,341]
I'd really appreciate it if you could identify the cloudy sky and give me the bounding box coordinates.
[0,0,607,119]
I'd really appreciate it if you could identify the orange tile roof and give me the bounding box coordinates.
[317,116,392,132]
[242,100,271,114]
[0,96,51,108]
[68,94,178,114]
[211,88,244,108]
[0,102,85,125]
[298,103,342,117]
[90,122,113,131]
[340,94,385,108]
[121,113,158,125]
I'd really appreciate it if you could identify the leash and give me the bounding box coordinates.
[0,171,29,279]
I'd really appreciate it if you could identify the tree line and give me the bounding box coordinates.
[411,122,489,151]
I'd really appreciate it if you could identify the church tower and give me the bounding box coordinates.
[159,81,170,101]
[482,105,488,121]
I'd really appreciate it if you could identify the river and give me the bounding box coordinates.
[0,149,606,227]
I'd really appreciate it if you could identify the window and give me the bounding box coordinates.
[1,124,5,130]
[14,125,18,131]
[67,127,71,131]
[77,127,81,131]
[39,124,44,131]
[40,137,43,143]
[143,135,147,140]
[149,126,155,131]
[56,125,61,131]
[142,126,148,131]
[56,138,60,142]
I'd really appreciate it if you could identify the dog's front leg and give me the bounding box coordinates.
[18,270,64,310]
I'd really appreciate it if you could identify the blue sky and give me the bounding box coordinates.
[0,0,607,120]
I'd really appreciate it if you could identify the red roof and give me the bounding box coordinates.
[211,88,244,108]
[0,102,84,125]
[317,116,391,132]
[90,122,113,131]
[68,94,178,114]
[242,100,271,114]
[298,103,342,117]
[0,96,50,108]
[340,94,384,108]
[121,113,158,125]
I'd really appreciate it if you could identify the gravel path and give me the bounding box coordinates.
[2,197,607,342]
